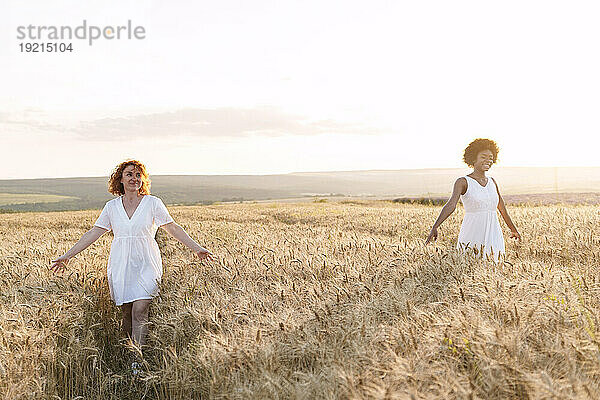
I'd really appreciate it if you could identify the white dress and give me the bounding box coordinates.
[457,176,505,261]
[94,195,174,306]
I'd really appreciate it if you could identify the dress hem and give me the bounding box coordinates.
[114,296,154,306]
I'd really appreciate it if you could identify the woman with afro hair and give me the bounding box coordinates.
[50,160,214,375]
[425,139,521,261]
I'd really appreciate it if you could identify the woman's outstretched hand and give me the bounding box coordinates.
[194,246,214,262]
[510,230,522,242]
[50,256,70,274]
[425,227,438,244]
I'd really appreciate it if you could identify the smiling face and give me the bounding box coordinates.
[120,164,143,194]
[473,149,494,172]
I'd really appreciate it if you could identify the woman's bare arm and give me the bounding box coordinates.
[160,222,214,261]
[491,178,521,241]
[50,226,108,272]
[425,178,467,244]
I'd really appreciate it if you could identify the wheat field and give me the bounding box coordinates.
[1,201,599,399]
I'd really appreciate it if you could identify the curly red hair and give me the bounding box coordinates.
[108,160,151,196]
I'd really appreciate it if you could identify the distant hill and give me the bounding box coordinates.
[0,167,598,212]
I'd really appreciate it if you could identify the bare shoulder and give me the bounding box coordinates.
[454,177,467,193]
[452,176,468,196]
[489,177,502,194]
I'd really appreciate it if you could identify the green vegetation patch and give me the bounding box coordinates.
[0,193,78,206]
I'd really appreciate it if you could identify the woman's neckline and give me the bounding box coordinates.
[120,194,147,220]
[466,174,489,188]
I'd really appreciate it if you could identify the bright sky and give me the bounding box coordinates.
[2,0,599,179]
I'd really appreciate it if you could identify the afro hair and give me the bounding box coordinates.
[463,138,499,167]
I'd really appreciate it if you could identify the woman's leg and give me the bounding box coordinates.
[131,299,152,348]
[120,302,133,338]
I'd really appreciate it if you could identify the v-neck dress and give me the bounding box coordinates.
[457,176,505,262]
[93,195,174,305]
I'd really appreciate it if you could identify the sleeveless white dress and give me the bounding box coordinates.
[457,176,505,261]
[93,195,174,305]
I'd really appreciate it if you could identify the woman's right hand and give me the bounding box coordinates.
[425,227,438,244]
[193,246,215,262]
[50,256,70,274]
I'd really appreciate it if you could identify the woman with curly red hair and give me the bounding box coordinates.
[426,139,521,261]
[51,160,213,374]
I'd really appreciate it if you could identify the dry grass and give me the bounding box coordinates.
[1,201,599,399]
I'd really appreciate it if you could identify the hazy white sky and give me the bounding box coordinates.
[2,0,599,179]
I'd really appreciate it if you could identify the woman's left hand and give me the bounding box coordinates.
[50,255,70,274]
[509,230,522,242]
[194,246,214,262]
